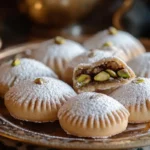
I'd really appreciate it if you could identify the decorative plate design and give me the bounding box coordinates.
[0,43,150,149]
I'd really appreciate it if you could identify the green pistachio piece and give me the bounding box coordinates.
[106,69,117,78]
[134,78,145,84]
[77,74,91,86]
[108,27,118,35]
[34,78,46,85]
[117,69,130,78]
[11,58,21,67]
[54,36,66,44]
[102,41,113,48]
[94,71,110,82]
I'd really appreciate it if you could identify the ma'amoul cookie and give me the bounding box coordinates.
[128,53,150,78]
[5,77,76,122]
[83,27,145,61]
[110,78,150,123]
[72,52,135,93]
[58,92,129,138]
[31,36,86,79]
[0,58,58,97]
[63,46,128,85]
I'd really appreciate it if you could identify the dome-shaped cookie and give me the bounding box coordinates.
[58,92,129,138]
[83,27,145,61]
[5,77,76,122]
[0,58,58,97]
[63,46,128,85]
[128,53,150,78]
[110,78,150,123]
[31,36,86,79]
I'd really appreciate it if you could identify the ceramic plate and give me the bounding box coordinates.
[0,43,150,150]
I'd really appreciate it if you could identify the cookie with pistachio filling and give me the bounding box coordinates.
[0,58,58,97]
[63,48,131,86]
[31,36,86,79]
[83,27,145,61]
[73,55,135,93]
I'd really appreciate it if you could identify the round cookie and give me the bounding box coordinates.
[128,53,150,78]
[31,36,86,79]
[0,58,58,97]
[58,92,129,138]
[83,27,145,61]
[110,78,150,123]
[5,77,76,122]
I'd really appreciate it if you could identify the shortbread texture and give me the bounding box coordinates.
[58,92,129,138]
[5,77,76,122]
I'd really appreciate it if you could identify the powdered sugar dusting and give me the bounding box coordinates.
[58,92,127,118]
[83,29,145,61]
[5,77,76,104]
[0,58,58,87]
[31,39,86,78]
[31,39,86,65]
[68,50,125,69]
[110,78,150,106]
[128,53,150,77]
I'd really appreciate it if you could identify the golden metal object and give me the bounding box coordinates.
[19,0,98,27]
[113,0,134,30]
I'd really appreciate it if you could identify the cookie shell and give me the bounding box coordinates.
[4,77,76,122]
[31,38,86,79]
[58,92,129,138]
[110,78,150,123]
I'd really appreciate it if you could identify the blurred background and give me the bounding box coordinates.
[0,0,150,48]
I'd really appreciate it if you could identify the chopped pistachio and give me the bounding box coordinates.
[106,69,117,78]
[77,74,91,86]
[34,78,46,85]
[134,78,145,84]
[94,71,110,82]
[117,69,130,78]
[54,36,66,44]
[108,27,118,35]
[11,58,21,67]
[102,41,113,48]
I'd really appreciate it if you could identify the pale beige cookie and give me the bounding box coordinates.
[5,77,76,122]
[128,53,150,78]
[31,36,86,79]
[73,53,135,93]
[0,58,58,97]
[58,92,129,138]
[83,27,145,61]
[110,78,150,123]
[63,46,128,85]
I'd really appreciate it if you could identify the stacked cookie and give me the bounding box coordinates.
[0,28,149,138]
